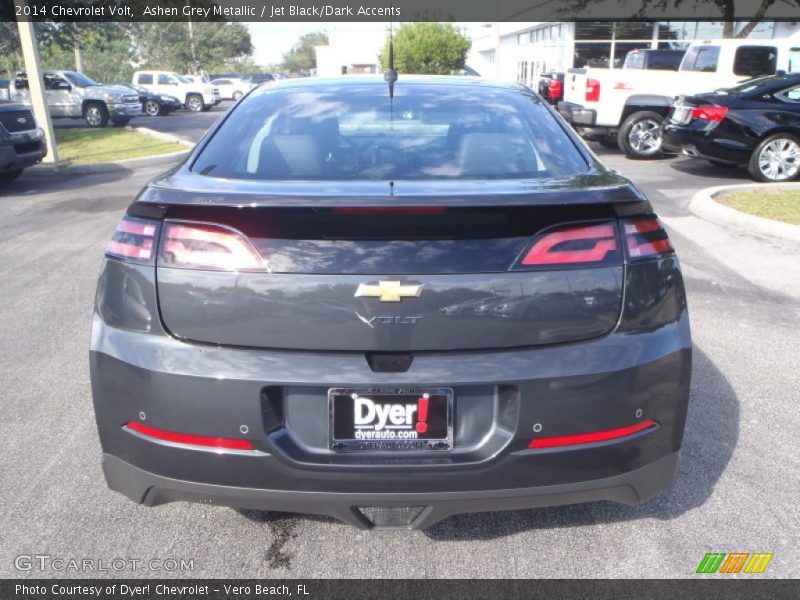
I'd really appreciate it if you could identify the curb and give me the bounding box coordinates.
[28,127,194,176]
[688,183,800,243]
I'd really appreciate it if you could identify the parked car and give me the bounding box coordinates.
[243,73,275,85]
[91,76,691,530]
[664,73,800,182]
[0,103,47,182]
[537,71,564,105]
[622,49,685,71]
[9,70,140,127]
[114,83,182,116]
[132,71,220,112]
[560,39,800,158]
[210,77,253,101]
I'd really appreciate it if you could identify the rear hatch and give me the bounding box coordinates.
[150,196,632,352]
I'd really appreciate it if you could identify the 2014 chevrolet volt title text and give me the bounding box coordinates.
[90,75,691,530]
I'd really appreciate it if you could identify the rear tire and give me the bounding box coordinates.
[232,91,243,101]
[618,111,664,159]
[83,102,109,128]
[144,99,162,116]
[0,169,23,183]
[186,94,204,112]
[747,133,800,182]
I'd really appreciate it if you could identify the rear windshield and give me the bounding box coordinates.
[192,84,588,181]
[681,46,720,72]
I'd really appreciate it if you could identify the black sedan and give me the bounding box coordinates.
[664,73,800,182]
[114,83,182,117]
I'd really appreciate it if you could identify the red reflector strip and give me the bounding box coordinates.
[126,421,255,451]
[528,420,656,449]
[521,223,617,266]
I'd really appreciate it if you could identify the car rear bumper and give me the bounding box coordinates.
[663,125,750,164]
[102,450,680,530]
[108,102,142,118]
[557,101,596,126]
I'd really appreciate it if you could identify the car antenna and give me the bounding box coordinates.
[384,7,398,99]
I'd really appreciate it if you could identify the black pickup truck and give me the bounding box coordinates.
[0,103,47,183]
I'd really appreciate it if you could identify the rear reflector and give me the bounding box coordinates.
[623,217,673,259]
[159,221,265,271]
[691,106,728,122]
[520,222,618,266]
[529,420,657,449]
[106,216,159,264]
[126,421,255,451]
[548,79,562,99]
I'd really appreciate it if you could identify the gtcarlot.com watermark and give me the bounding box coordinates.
[14,554,194,573]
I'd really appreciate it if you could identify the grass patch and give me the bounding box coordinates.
[716,188,800,226]
[55,128,184,164]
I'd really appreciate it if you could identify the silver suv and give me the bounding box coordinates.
[9,70,141,128]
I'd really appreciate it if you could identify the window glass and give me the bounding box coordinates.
[790,49,800,73]
[733,46,777,77]
[157,74,172,85]
[43,74,68,90]
[681,46,720,72]
[137,74,153,85]
[192,84,589,181]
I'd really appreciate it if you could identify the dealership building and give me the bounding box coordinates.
[315,21,800,83]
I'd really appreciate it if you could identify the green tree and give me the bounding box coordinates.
[379,23,471,75]
[281,31,328,72]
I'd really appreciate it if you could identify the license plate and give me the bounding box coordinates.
[329,387,453,452]
[671,107,692,124]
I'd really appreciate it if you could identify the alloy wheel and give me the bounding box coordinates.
[144,100,161,116]
[86,107,102,126]
[628,118,663,156]
[757,138,800,181]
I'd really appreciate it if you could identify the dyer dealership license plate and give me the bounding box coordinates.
[329,388,453,451]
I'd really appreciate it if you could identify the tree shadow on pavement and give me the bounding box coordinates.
[424,347,738,541]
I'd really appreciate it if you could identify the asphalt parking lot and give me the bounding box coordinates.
[1,112,799,578]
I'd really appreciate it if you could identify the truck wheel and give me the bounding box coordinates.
[0,169,23,183]
[144,99,162,116]
[747,133,800,182]
[618,111,664,159]
[186,94,204,112]
[84,103,109,128]
[232,91,243,101]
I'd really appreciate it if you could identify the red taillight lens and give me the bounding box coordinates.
[126,421,255,451]
[106,216,159,264]
[691,105,728,122]
[623,216,673,259]
[529,420,657,449]
[159,222,265,271]
[520,222,619,267]
[585,78,600,102]
[548,79,562,99]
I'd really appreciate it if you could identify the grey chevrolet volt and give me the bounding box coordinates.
[90,76,691,530]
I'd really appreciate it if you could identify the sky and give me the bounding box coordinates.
[247,22,391,67]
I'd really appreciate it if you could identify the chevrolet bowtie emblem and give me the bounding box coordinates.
[354,280,424,302]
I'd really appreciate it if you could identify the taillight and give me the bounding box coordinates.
[623,217,673,259]
[106,216,160,264]
[519,222,619,267]
[159,222,265,271]
[691,105,728,122]
[529,420,657,449]
[548,79,562,100]
[585,78,600,102]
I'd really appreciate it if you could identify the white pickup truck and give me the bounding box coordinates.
[559,38,800,158]
[132,71,220,112]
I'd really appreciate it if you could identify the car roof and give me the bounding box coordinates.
[252,75,526,93]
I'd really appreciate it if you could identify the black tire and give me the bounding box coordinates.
[0,169,23,183]
[186,94,204,112]
[707,159,738,168]
[111,117,131,127]
[232,91,243,101]
[747,133,800,183]
[83,102,109,128]
[618,111,664,159]
[144,99,162,116]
